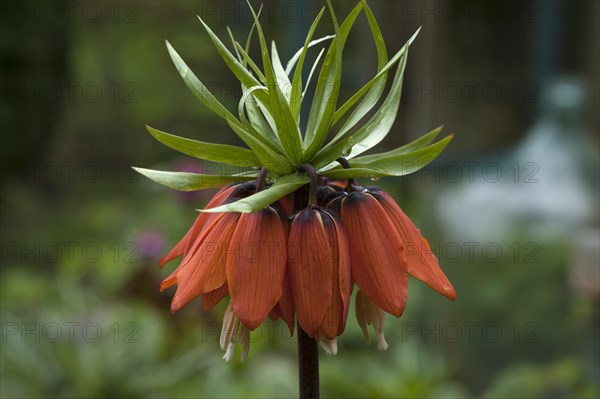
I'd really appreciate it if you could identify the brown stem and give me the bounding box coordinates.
[255,168,268,193]
[298,327,320,399]
[300,163,318,207]
[336,157,359,189]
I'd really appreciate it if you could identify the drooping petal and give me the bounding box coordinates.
[202,283,229,311]
[227,207,287,330]
[277,194,294,217]
[170,212,240,312]
[373,190,456,300]
[275,268,296,335]
[341,192,408,317]
[160,184,237,268]
[288,208,333,337]
[319,210,351,339]
[159,212,228,292]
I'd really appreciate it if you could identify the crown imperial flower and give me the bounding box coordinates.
[136,0,456,368]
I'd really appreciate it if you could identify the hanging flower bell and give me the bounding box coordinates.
[136,0,456,362]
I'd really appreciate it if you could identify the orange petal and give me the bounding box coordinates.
[324,178,348,189]
[159,232,189,268]
[160,184,237,268]
[227,207,287,330]
[319,211,350,339]
[277,194,294,217]
[182,185,239,257]
[202,283,229,311]
[288,208,333,337]
[374,190,456,300]
[171,212,239,312]
[330,211,352,327]
[341,192,408,317]
[277,268,295,335]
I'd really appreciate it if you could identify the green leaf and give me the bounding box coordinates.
[331,1,390,132]
[285,34,335,76]
[167,41,277,157]
[303,2,364,161]
[203,174,310,213]
[198,17,270,106]
[133,167,253,191]
[346,48,408,159]
[227,26,242,62]
[246,0,303,165]
[319,134,453,179]
[332,28,419,133]
[271,41,292,102]
[312,135,355,170]
[227,4,263,64]
[289,7,326,122]
[224,116,294,176]
[146,125,261,167]
[234,42,266,82]
[350,125,443,164]
[303,48,326,98]
[238,86,279,146]
[166,41,241,126]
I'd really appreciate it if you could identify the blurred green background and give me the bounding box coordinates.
[1,1,599,398]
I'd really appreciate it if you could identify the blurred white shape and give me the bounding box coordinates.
[437,78,598,242]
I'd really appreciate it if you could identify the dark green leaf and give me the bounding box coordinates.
[146,125,261,167]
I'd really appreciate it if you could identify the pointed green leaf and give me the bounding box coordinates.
[133,167,253,191]
[319,134,453,179]
[345,48,408,159]
[202,174,310,213]
[271,41,292,102]
[166,41,242,126]
[303,2,364,161]
[238,85,279,145]
[234,42,266,82]
[285,34,335,76]
[227,26,242,62]
[331,1,390,132]
[146,125,261,167]
[289,7,326,121]
[312,135,355,170]
[198,17,270,106]
[224,116,294,176]
[303,48,325,97]
[246,0,303,165]
[167,41,277,157]
[350,125,443,164]
[318,28,419,162]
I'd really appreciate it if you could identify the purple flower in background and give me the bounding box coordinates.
[137,229,167,260]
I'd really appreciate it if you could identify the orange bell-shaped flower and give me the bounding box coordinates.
[288,207,351,346]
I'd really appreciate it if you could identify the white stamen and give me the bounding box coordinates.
[355,290,390,350]
[222,342,235,362]
[376,332,388,351]
[319,338,338,356]
[219,301,251,362]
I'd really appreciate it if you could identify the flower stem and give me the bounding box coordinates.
[298,327,320,399]
[336,157,359,188]
[255,168,268,193]
[300,164,318,207]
